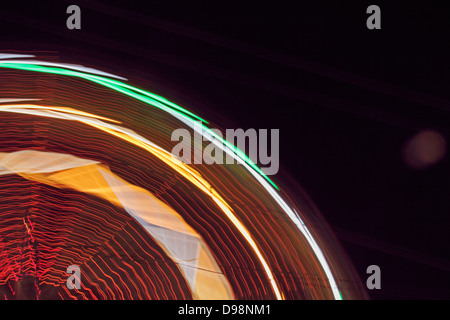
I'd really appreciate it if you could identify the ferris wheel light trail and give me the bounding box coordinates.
[0,55,349,300]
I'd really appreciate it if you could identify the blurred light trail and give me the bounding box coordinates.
[0,103,282,300]
[0,54,368,300]
[0,150,233,299]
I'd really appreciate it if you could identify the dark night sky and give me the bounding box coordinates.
[1,0,450,299]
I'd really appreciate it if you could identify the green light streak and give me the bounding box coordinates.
[0,63,205,123]
[0,62,279,190]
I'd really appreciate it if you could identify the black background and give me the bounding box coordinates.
[1,0,449,299]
